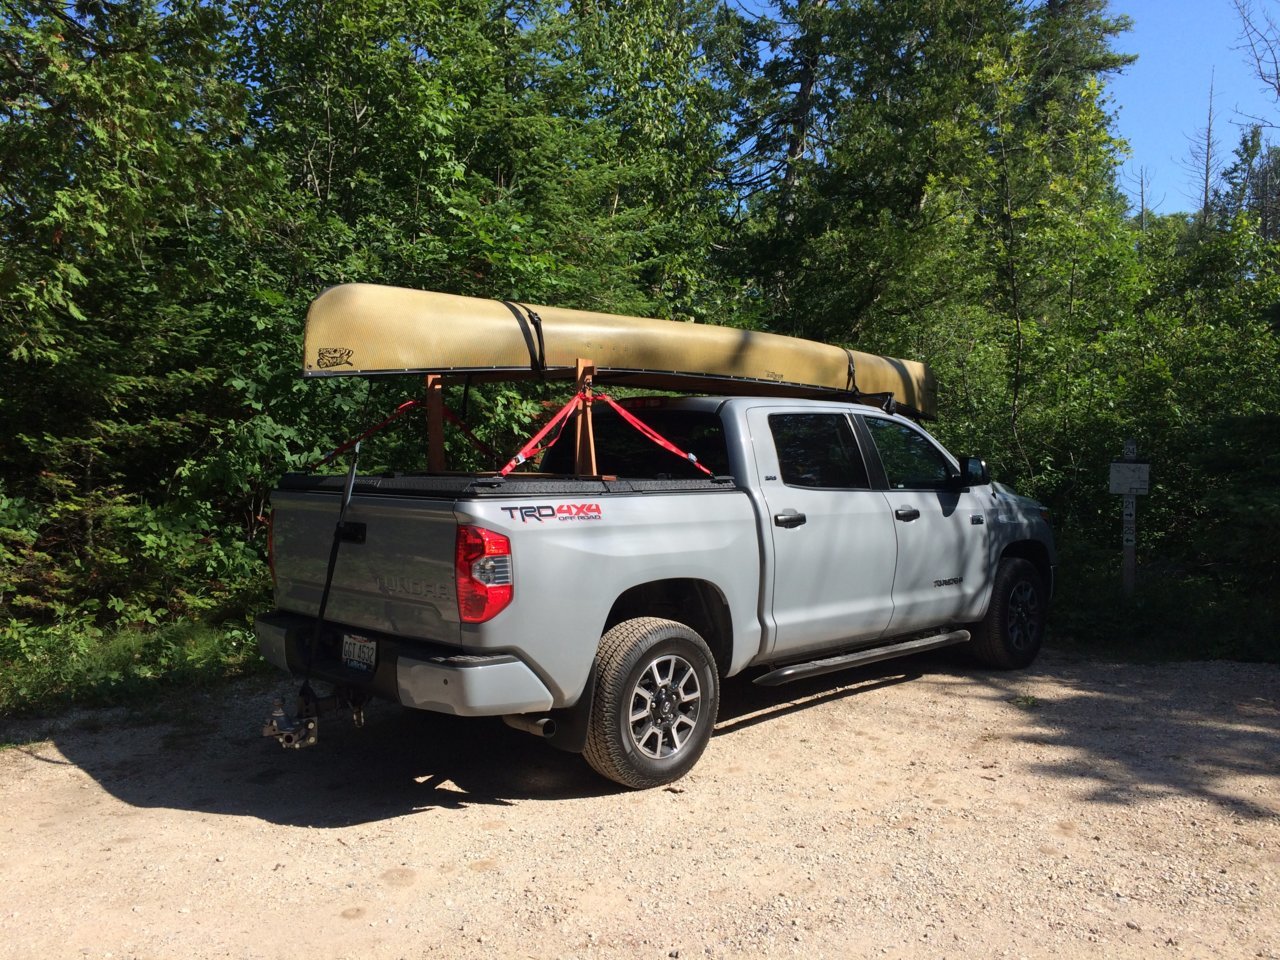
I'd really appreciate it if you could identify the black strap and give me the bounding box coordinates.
[843,350,898,416]
[502,300,547,376]
[305,442,362,679]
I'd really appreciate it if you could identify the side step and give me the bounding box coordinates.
[753,629,971,687]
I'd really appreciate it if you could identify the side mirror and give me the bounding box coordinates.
[955,456,990,488]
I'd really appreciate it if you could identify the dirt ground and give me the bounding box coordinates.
[1,649,1277,960]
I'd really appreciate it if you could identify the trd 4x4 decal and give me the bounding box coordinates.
[501,503,604,523]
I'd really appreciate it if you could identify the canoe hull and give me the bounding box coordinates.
[303,284,937,418]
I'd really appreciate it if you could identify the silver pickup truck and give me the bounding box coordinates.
[257,395,1055,788]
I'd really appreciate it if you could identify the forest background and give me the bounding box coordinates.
[2,0,1278,714]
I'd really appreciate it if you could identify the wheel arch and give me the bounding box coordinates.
[1000,539,1053,595]
[604,579,734,678]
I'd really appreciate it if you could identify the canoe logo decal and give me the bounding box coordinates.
[316,347,354,369]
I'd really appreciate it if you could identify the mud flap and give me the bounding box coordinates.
[546,662,597,754]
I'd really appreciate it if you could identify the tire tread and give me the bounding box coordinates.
[584,617,717,789]
[971,557,1046,669]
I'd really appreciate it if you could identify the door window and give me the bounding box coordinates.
[864,418,953,490]
[768,414,870,489]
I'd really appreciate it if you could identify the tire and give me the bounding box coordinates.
[971,558,1047,669]
[584,617,719,789]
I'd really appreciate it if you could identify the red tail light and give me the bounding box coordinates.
[455,525,513,623]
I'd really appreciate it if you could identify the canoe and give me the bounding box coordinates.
[302,283,937,418]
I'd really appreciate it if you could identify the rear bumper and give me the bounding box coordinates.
[254,612,553,716]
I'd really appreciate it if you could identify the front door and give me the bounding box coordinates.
[860,416,990,634]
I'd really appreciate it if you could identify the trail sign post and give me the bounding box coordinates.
[1110,439,1150,597]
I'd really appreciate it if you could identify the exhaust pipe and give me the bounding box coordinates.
[503,714,557,739]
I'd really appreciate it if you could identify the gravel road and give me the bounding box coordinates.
[1,650,1277,960]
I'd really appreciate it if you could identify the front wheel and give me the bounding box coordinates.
[584,617,719,789]
[971,558,1047,669]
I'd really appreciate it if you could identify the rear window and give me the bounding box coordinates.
[540,407,730,479]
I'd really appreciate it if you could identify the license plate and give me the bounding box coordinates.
[341,634,377,673]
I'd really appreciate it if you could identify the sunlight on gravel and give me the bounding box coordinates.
[1,652,1277,960]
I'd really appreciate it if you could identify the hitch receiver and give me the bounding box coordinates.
[262,686,367,749]
[262,698,318,749]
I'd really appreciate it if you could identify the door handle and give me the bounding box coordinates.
[894,506,921,522]
[774,512,807,528]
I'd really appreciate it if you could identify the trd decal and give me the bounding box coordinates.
[556,503,602,518]
[501,503,603,523]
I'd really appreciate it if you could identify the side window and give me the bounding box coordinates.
[768,414,870,489]
[865,418,953,490]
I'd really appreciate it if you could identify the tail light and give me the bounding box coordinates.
[455,525,513,623]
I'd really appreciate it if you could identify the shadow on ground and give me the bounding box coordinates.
[6,648,1277,826]
[958,653,1280,821]
[16,689,604,827]
[2,657,935,828]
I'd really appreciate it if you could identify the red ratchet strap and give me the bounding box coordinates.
[596,394,713,476]
[498,391,585,476]
[497,390,713,478]
[309,399,423,471]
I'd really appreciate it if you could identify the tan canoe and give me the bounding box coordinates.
[303,283,937,418]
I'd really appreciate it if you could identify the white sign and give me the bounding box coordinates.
[1110,461,1150,495]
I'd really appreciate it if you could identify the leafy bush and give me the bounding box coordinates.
[0,615,267,716]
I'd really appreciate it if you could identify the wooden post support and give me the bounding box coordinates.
[573,358,597,477]
[425,374,445,473]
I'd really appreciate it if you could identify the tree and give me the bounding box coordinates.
[1,0,264,627]
[1234,0,1280,98]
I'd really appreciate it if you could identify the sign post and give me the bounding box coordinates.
[1109,439,1150,597]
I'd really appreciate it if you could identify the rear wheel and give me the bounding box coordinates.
[971,558,1047,669]
[584,617,719,789]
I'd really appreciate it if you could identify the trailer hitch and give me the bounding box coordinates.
[262,685,367,749]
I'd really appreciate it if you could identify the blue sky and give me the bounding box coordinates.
[1106,0,1279,213]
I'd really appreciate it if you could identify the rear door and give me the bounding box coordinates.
[747,407,898,659]
[858,415,991,634]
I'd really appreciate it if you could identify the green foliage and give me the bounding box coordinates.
[1186,414,1280,591]
[1053,539,1280,663]
[0,616,265,715]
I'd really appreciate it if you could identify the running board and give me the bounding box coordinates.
[753,630,971,687]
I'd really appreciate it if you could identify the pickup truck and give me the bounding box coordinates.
[257,394,1055,788]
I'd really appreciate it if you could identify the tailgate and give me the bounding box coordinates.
[271,489,460,644]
